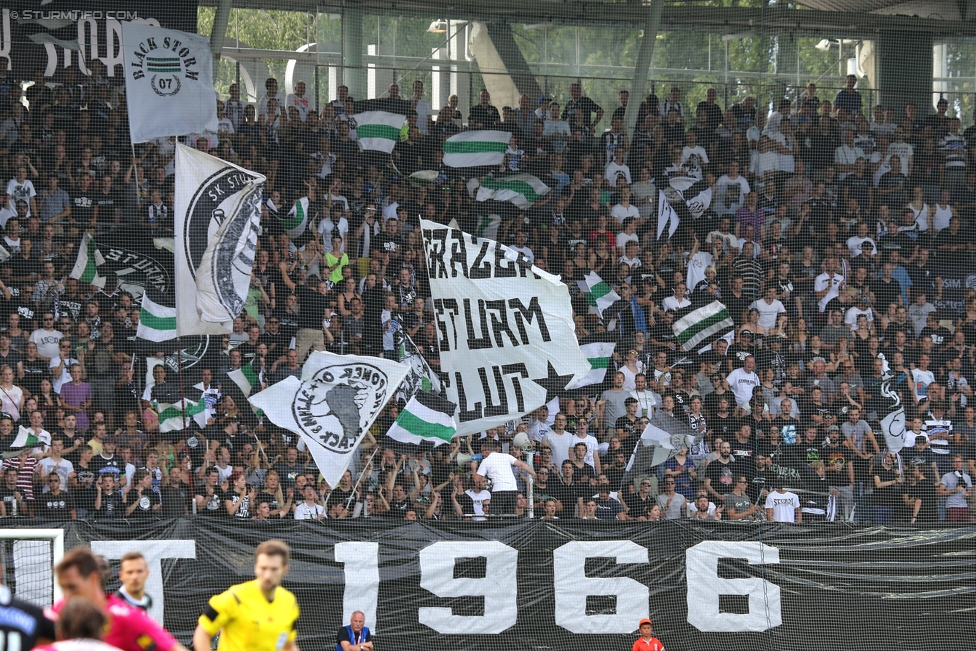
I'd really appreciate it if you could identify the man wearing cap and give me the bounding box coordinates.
[632,618,664,651]
[475,440,536,515]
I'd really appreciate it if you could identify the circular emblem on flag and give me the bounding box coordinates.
[346,115,358,130]
[182,167,264,317]
[290,362,393,454]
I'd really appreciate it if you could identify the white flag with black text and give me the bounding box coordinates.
[421,219,590,436]
[121,22,218,143]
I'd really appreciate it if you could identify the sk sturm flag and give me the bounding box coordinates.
[353,111,407,154]
[174,144,265,336]
[672,301,734,352]
[69,231,106,289]
[121,22,218,143]
[385,392,458,455]
[443,130,511,168]
[136,286,177,343]
[248,351,408,487]
[470,174,550,209]
[578,271,620,319]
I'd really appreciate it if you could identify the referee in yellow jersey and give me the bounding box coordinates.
[194,540,300,651]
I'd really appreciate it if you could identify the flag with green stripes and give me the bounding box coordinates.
[154,399,209,433]
[385,392,458,454]
[279,197,309,240]
[443,130,511,168]
[136,287,177,342]
[673,301,734,351]
[354,111,407,154]
[471,174,550,209]
[578,271,620,319]
[565,341,617,390]
[227,362,265,417]
[69,231,106,289]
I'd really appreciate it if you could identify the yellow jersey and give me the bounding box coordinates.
[198,580,299,651]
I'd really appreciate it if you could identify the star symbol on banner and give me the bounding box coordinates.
[531,361,576,404]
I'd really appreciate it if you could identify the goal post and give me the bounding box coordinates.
[0,529,66,607]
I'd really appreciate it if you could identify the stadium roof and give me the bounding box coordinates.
[205,0,976,37]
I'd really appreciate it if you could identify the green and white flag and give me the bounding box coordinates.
[226,362,265,417]
[280,197,309,240]
[353,111,406,154]
[136,287,177,342]
[673,301,734,351]
[566,341,616,390]
[578,271,620,319]
[386,392,458,453]
[474,213,502,240]
[11,426,39,449]
[154,399,209,433]
[69,231,106,289]
[443,130,511,168]
[471,174,549,209]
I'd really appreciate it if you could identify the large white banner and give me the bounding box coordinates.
[122,21,218,143]
[249,352,408,487]
[174,144,265,336]
[421,219,590,436]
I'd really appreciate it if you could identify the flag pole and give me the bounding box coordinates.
[335,445,380,516]
[176,335,189,438]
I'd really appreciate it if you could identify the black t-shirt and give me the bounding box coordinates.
[293,285,328,330]
[160,483,191,518]
[624,491,655,516]
[704,458,736,496]
[38,490,74,520]
[0,586,56,649]
[904,480,938,524]
[614,415,640,456]
[872,464,902,507]
[123,486,159,519]
[0,485,22,516]
[71,190,96,225]
[96,488,124,519]
[197,486,226,516]
[728,438,757,479]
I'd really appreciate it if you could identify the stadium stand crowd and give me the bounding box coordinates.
[0,65,973,525]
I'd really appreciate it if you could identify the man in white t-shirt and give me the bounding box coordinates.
[715,161,750,216]
[681,130,709,180]
[887,128,914,177]
[749,286,786,331]
[765,482,802,522]
[814,255,845,313]
[726,355,760,411]
[476,440,536,514]
[286,81,311,122]
[409,81,432,134]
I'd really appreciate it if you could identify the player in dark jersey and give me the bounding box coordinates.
[0,582,56,650]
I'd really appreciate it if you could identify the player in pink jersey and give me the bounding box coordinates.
[35,598,122,651]
[50,549,190,651]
